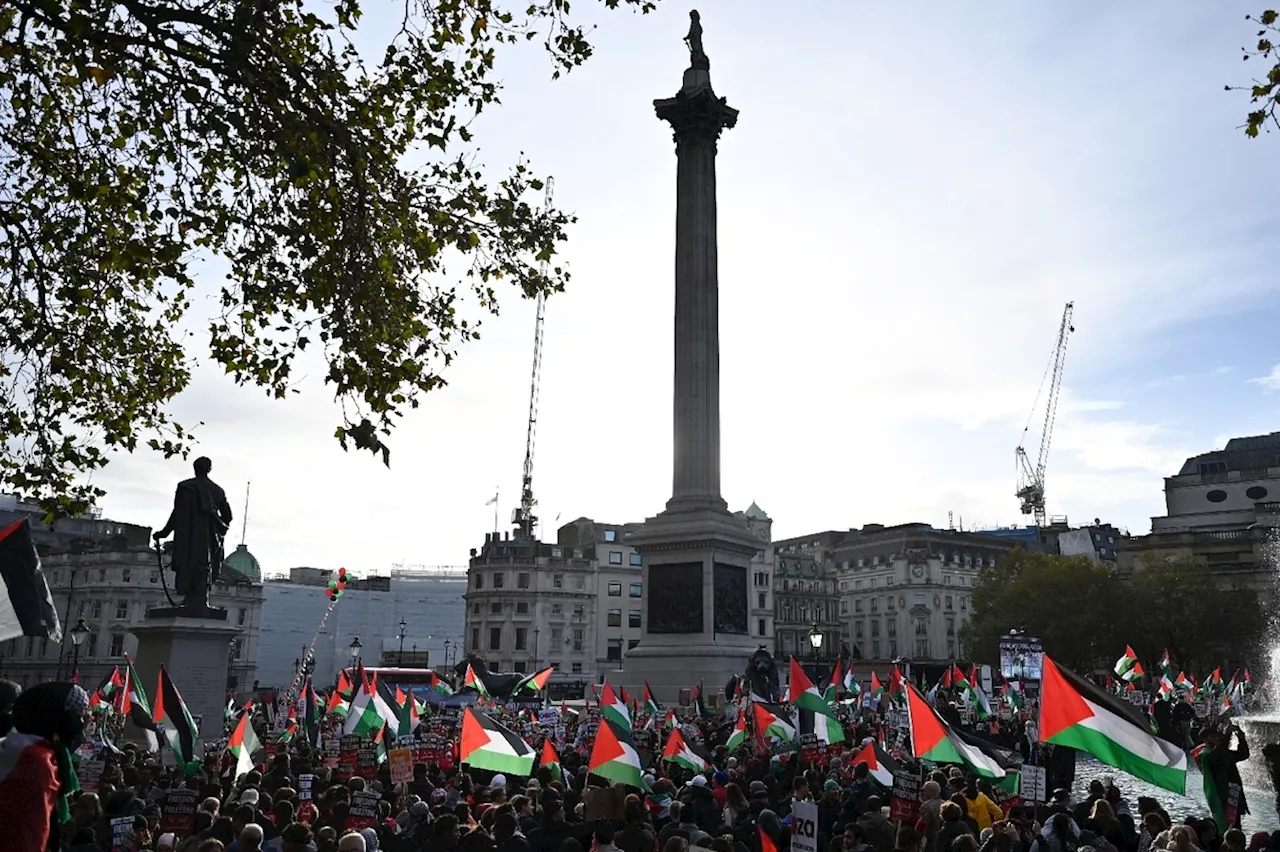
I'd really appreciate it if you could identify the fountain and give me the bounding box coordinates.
[1234,532,1280,815]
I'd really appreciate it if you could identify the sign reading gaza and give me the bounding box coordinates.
[790,800,818,852]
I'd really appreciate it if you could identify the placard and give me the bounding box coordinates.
[357,739,379,779]
[110,815,134,852]
[298,774,314,801]
[389,747,414,784]
[348,789,380,830]
[790,799,819,852]
[160,787,198,835]
[889,770,921,822]
[323,736,341,768]
[1019,765,1046,804]
[80,758,105,792]
[799,732,821,764]
[538,708,560,726]
[338,734,361,779]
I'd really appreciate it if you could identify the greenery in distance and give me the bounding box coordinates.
[962,550,1265,677]
[1238,10,1280,137]
[0,0,655,519]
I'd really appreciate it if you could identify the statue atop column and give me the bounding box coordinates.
[684,10,710,70]
[153,456,233,617]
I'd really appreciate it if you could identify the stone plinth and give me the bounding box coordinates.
[130,614,242,744]
[622,508,760,703]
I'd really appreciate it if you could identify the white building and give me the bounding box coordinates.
[742,503,774,644]
[256,566,467,689]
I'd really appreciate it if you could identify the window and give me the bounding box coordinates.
[573,604,585,618]
[888,596,896,610]
[961,597,968,611]
[516,601,529,614]
[109,634,125,657]
[947,640,956,658]
[553,573,564,589]
[872,640,880,658]
[551,547,563,558]
[115,600,128,619]
[517,572,531,589]
[121,568,131,583]
[490,602,502,614]
[913,593,926,606]
[549,660,561,670]
[233,639,243,660]
[629,582,642,598]
[575,576,586,590]
[489,627,502,650]
[608,582,622,597]
[945,595,953,610]
[887,619,897,637]
[754,572,768,586]
[515,628,527,651]
[945,575,952,585]
[855,580,862,590]
[514,661,527,673]
[604,530,617,543]
[889,639,898,657]
[629,610,641,628]
[471,627,480,649]
[473,603,481,614]
[607,609,622,627]
[237,608,247,626]
[98,569,106,582]
[840,600,849,615]
[870,598,878,613]
[475,574,484,589]
[854,600,863,613]
[572,629,584,652]
[915,638,929,658]
[149,570,158,584]
[85,633,97,657]
[551,628,563,646]
[758,618,766,636]
[609,551,623,566]
[630,553,642,567]
[551,603,562,615]
[871,620,880,637]
[758,593,767,609]
[78,600,87,618]
[493,572,505,588]
[914,616,928,637]
[855,622,864,639]
[607,638,623,661]
[572,662,583,673]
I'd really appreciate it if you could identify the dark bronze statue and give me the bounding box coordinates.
[455,654,532,699]
[153,456,232,616]
[684,10,709,70]
[744,645,780,703]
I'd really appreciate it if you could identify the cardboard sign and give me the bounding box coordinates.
[348,789,381,830]
[110,815,135,852]
[357,739,379,779]
[338,734,361,779]
[798,732,821,764]
[790,799,819,852]
[298,774,314,801]
[889,770,921,822]
[160,787,198,836]
[538,708,560,726]
[1019,765,1046,804]
[584,786,627,821]
[323,736,341,768]
[80,758,105,792]
[389,747,414,784]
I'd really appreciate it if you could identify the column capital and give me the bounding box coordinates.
[654,86,739,147]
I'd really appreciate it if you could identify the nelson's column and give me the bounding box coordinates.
[623,11,761,703]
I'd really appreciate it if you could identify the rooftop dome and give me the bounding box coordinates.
[743,501,770,520]
[223,543,261,582]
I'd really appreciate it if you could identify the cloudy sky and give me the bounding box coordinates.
[91,1,1280,576]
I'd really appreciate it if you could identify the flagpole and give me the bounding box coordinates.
[494,486,499,533]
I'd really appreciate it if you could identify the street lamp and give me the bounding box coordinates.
[70,618,89,680]
[808,621,823,660]
[533,627,540,670]
[397,619,408,661]
[349,636,362,671]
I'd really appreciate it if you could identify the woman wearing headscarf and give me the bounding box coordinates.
[0,681,91,851]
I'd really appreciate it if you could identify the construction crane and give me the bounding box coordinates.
[1015,302,1075,529]
[512,178,554,540]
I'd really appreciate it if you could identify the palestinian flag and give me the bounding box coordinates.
[725,710,747,752]
[397,688,420,739]
[940,668,953,689]
[91,667,124,712]
[120,658,161,740]
[663,727,710,772]
[869,671,885,699]
[302,679,321,747]
[643,682,661,716]
[752,702,797,745]
[760,827,779,852]
[464,663,490,697]
[344,667,398,738]
[799,707,845,746]
[426,671,453,697]
[889,665,907,706]
[1157,675,1175,702]
[843,666,861,698]
[601,682,631,733]
[851,739,901,787]
[152,665,200,771]
[966,680,993,720]
[663,708,677,730]
[789,658,835,717]
[461,707,535,775]
[228,712,264,780]
[327,669,354,717]
[691,681,707,717]
[1191,744,1231,833]
[589,719,644,788]
[517,667,554,695]
[0,518,63,644]
[540,739,563,782]
[1113,646,1141,682]
[1243,669,1253,691]
[905,683,1005,778]
[1175,672,1193,693]
[1039,654,1186,794]
[1160,650,1173,677]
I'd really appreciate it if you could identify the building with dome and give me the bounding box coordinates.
[0,493,264,696]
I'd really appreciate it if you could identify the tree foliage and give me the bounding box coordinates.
[1235,10,1280,137]
[0,0,655,518]
[962,550,1266,675]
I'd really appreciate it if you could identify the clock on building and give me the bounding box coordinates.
[911,566,925,578]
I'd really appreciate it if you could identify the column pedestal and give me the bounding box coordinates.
[129,614,242,744]
[622,507,759,704]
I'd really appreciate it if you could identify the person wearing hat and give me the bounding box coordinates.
[0,681,91,852]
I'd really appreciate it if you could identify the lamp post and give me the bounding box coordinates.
[808,621,823,661]
[397,618,408,662]
[349,636,362,672]
[70,618,89,681]
[533,627,540,671]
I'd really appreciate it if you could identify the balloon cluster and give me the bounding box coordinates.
[326,567,348,600]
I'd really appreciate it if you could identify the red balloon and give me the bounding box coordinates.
[338,567,347,577]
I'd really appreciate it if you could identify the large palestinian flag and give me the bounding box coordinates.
[850,739,901,787]
[228,712,264,780]
[725,710,747,751]
[1039,655,1186,794]
[662,727,710,773]
[0,519,63,644]
[789,658,835,717]
[153,665,200,770]
[461,707,535,776]
[588,719,644,788]
[905,684,1005,778]
[540,739,563,783]
[600,682,631,733]
[752,702,797,745]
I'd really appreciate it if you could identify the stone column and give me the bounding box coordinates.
[655,77,738,513]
